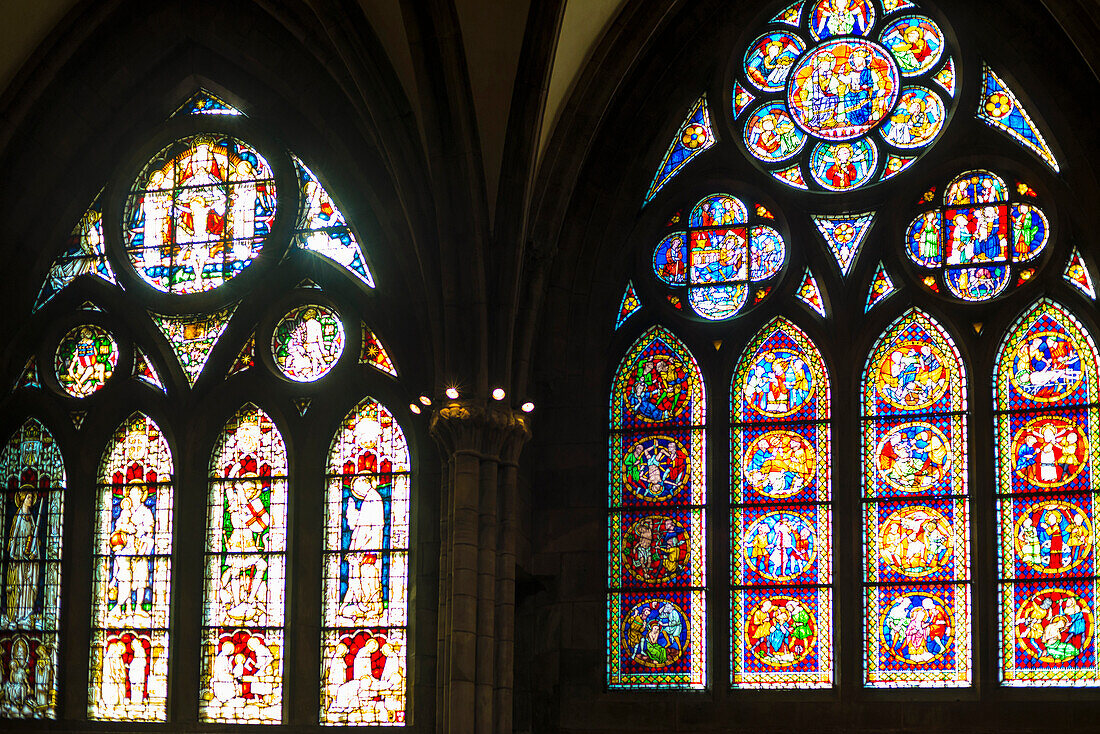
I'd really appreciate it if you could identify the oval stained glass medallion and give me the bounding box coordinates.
[734,0,955,192]
[124,135,277,294]
[55,324,119,397]
[272,304,345,382]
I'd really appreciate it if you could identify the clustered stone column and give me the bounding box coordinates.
[429,400,530,734]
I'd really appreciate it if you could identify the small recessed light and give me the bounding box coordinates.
[521,402,535,413]
[419,395,432,406]
[445,387,459,399]
[409,403,421,415]
[492,388,506,401]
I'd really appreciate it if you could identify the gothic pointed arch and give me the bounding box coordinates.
[993,298,1100,685]
[731,316,832,688]
[861,308,971,688]
[608,325,706,689]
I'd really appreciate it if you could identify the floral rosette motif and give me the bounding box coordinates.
[734,0,956,192]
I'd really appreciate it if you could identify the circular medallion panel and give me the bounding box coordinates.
[124,135,277,294]
[272,304,345,382]
[55,325,119,397]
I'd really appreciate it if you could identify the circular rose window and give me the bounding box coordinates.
[735,0,955,192]
[272,304,345,382]
[55,324,119,397]
[124,135,277,293]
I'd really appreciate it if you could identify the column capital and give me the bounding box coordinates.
[428,400,531,461]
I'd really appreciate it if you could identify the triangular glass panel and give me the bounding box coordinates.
[360,323,397,376]
[644,96,716,204]
[882,155,916,181]
[977,64,1059,172]
[882,0,916,11]
[172,89,244,117]
[865,263,897,312]
[615,281,643,330]
[133,348,166,393]
[34,190,117,312]
[667,294,682,310]
[293,397,312,416]
[795,269,826,317]
[933,57,956,97]
[812,212,875,276]
[713,340,723,351]
[14,357,40,391]
[71,411,86,430]
[1064,249,1096,300]
[228,333,256,377]
[291,154,375,288]
[771,164,808,190]
[1016,181,1038,198]
[296,278,322,290]
[769,1,802,25]
[150,305,236,387]
[732,82,755,120]
[754,204,775,219]
[79,301,103,311]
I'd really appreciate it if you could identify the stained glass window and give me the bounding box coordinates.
[734,0,956,191]
[904,170,1050,301]
[292,155,375,288]
[731,318,832,688]
[616,282,643,330]
[124,136,277,294]
[1065,249,1096,300]
[994,299,1100,686]
[862,309,971,687]
[89,414,174,720]
[977,64,1059,172]
[811,212,875,276]
[54,325,119,397]
[321,398,410,724]
[34,192,117,312]
[651,193,787,321]
[272,305,345,382]
[795,269,826,317]
[360,325,397,378]
[865,262,896,312]
[0,419,64,719]
[151,306,236,386]
[644,96,716,204]
[200,405,288,722]
[608,326,706,689]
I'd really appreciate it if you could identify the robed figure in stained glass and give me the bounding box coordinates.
[5,484,45,625]
[218,419,273,624]
[106,436,158,627]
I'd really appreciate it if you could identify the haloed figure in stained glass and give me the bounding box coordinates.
[106,434,158,627]
[322,399,410,724]
[219,420,272,624]
[1,420,63,719]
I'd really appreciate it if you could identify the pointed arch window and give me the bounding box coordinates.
[89,414,174,721]
[731,317,832,688]
[607,325,706,689]
[0,419,65,718]
[200,405,289,723]
[861,308,971,687]
[321,397,411,724]
[994,299,1100,686]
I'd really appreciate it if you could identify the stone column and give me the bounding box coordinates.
[429,400,530,734]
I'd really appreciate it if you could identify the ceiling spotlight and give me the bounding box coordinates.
[521,402,535,413]
[445,387,459,400]
[419,395,432,406]
[409,403,422,415]
[492,388,506,401]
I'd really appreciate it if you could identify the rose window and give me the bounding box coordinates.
[734,0,956,192]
